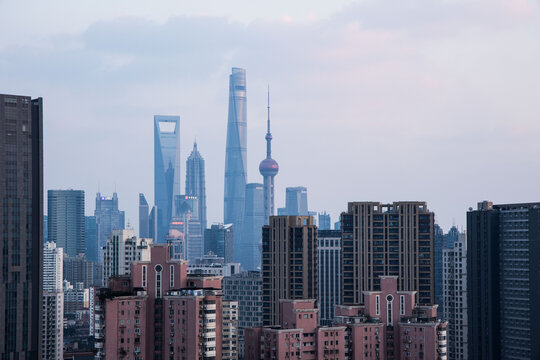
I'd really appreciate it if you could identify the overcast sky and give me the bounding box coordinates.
[2,0,539,232]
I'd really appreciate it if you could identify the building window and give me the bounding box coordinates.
[155,264,163,298]
[376,295,380,316]
[386,294,393,326]
[142,265,147,287]
[170,265,174,288]
[400,295,405,315]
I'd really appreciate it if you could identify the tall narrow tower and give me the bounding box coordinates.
[259,89,279,224]
[186,141,206,231]
[224,68,247,240]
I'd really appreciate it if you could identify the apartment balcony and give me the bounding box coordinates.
[204,331,216,338]
[204,304,217,311]
[204,313,217,320]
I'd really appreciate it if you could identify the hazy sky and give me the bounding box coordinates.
[2,0,539,232]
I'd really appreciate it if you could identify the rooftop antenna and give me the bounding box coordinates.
[267,84,270,133]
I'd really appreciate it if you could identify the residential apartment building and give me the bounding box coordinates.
[341,202,435,305]
[318,230,341,325]
[262,216,318,326]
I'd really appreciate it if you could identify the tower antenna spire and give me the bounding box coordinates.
[267,84,270,133]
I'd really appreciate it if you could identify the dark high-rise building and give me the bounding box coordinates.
[154,115,181,243]
[224,68,247,251]
[48,189,85,258]
[94,192,125,260]
[467,201,540,360]
[318,230,341,326]
[261,216,318,326]
[205,224,234,264]
[241,183,264,270]
[277,186,308,216]
[0,94,43,358]
[258,90,278,225]
[84,216,98,263]
[138,193,149,238]
[341,202,435,305]
[186,142,206,232]
[318,211,331,230]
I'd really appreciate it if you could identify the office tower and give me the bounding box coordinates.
[334,219,341,230]
[42,242,64,360]
[149,205,158,241]
[468,201,540,360]
[318,211,331,230]
[224,67,247,254]
[262,216,318,326]
[94,192,125,260]
[341,202,435,306]
[102,229,152,283]
[63,254,98,288]
[139,193,149,238]
[277,186,309,215]
[444,231,468,359]
[318,230,341,325]
[166,229,185,261]
[222,300,239,360]
[435,224,460,316]
[223,271,262,359]
[259,90,279,225]
[186,141,207,231]
[334,276,448,360]
[48,189,85,257]
[154,115,181,243]
[245,299,346,360]
[0,94,43,358]
[241,183,264,270]
[205,223,234,263]
[84,216,98,263]
[172,194,203,262]
[44,215,48,243]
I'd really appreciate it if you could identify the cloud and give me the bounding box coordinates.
[1,0,539,231]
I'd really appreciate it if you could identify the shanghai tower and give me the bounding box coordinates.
[259,89,279,224]
[224,68,247,238]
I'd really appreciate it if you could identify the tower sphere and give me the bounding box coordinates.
[259,158,279,176]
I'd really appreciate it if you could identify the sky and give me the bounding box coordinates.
[1,0,539,233]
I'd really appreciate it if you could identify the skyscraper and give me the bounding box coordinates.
[204,224,234,264]
[318,211,331,230]
[467,201,540,359]
[154,115,181,243]
[435,224,460,317]
[185,141,206,232]
[84,216,98,263]
[0,94,43,358]
[139,193,149,238]
[443,231,468,360]
[94,192,125,260]
[241,183,264,270]
[259,89,279,224]
[224,68,247,249]
[277,186,309,216]
[42,242,63,360]
[48,189,85,257]
[171,194,203,262]
[341,202,435,305]
[262,216,318,326]
[318,230,341,325]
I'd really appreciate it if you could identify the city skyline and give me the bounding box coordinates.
[3,1,539,233]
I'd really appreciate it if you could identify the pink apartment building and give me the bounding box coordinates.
[94,243,236,360]
[244,299,346,360]
[334,276,447,360]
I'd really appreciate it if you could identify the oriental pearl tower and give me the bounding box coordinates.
[259,88,279,224]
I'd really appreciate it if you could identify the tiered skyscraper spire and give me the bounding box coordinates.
[259,87,279,224]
